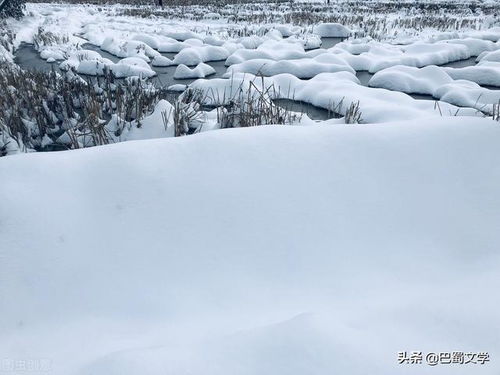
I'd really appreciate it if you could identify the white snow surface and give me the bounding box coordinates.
[445,61,500,87]
[59,50,156,78]
[1,119,500,375]
[225,54,355,78]
[174,63,216,79]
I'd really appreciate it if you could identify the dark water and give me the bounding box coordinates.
[14,44,59,73]
[320,37,345,49]
[273,99,336,120]
[441,56,477,68]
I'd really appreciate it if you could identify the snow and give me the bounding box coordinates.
[313,23,351,38]
[158,38,203,53]
[440,38,498,56]
[173,45,230,66]
[119,99,175,140]
[112,57,156,78]
[39,47,66,61]
[477,49,500,63]
[225,54,355,78]
[100,37,160,62]
[1,118,500,375]
[151,55,173,67]
[330,42,471,73]
[174,63,216,79]
[369,65,453,94]
[369,65,500,114]
[59,50,155,78]
[225,40,323,65]
[189,72,478,122]
[445,62,500,87]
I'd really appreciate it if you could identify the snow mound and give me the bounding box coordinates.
[151,55,173,67]
[174,63,216,79]
[59,49,107,71]
[369,65,453,94]
[225,54,355,78]
[59,50,154,78]
[158,38,203,53]
[477,49,500,63]
[225,40,321,65]
[173,45,230,66]
[101,37,160,62]
[331,41,470,73]
[189,72,478,122]
[313,23,351,37]
[111,57,156,78]
[441,38,498,56]
[445,61,500,87]
[369,65,500,113]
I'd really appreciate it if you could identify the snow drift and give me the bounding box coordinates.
[1,119,500,375]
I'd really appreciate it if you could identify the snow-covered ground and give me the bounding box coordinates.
[1,118,500,375]
[1,2,500,373]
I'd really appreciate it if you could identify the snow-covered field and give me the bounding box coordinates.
[1,1,500,374]
[2,118,500,375]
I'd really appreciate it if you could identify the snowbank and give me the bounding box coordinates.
[2,119,500,375]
